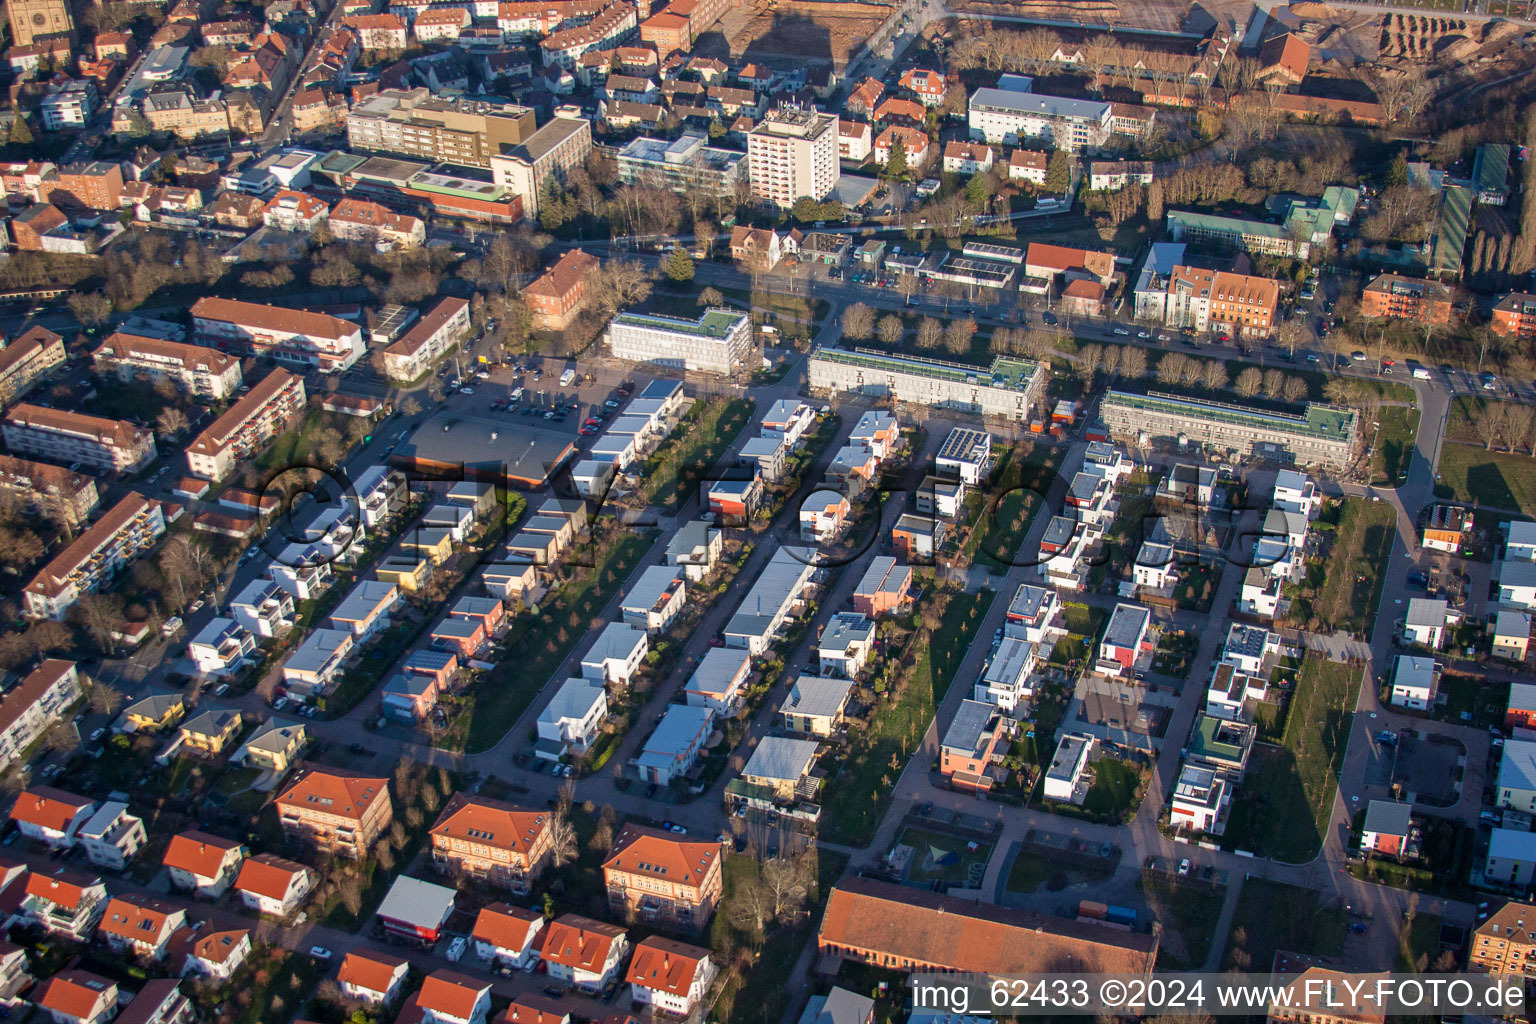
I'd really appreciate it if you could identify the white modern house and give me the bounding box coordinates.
[536,678,609,761]
[580,622,648,687]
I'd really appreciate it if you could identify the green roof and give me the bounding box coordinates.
[1167,210,1289,240]
[1102,390,1356,441]
[1432,185,1472,277]
[1190,715,1248,763]
[811,346,1039,388]
[613,308,747,337]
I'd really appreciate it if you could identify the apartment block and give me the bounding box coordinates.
[191,297,364,373]
[185,370,307,481]
[967,77,1110,151]
[0,660,82,770]
[24,493,167,619]
[1159,267,1280,338]
[346,88,536,167]
[0,455,99,529]
[0,325,65,404]
[605,308,750,375]
[1471,901,1536,973]
[2,405,154,473]
[747,105,839,209]
[1361,273,1454,325]
[616,133,746,200]
[328,198,425,248]
[92,332,243,400]
[429,793,552,894]
[603,825,723,932]
[275,767,394,859]
[488,115,593,218]
[1492,292,1536,340]
[1098,391,1358,474]
[382,297,470,382]
[808,347,1044,421]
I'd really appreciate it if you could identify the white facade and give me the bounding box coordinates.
[605,309,751,376]
[747,106,839,208]
[188,617,257,678]
[536,678,609,756]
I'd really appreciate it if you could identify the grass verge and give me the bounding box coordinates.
[1435,442,1536,516]
[1223,878,1346,971]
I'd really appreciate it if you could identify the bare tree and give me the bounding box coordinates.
[156,407,189,438]
[943,317,976,355]
[1202,360,1229,391]
[916,318,943,351]
[587,260,654,317]
[1281,375,1309,403]
[877,314,904,346]
[1235,367,1262,397]
[548,809,578,867]
[43,722,78,754]
[1119,346,1147,379]
[87,682,125,715]
[841,303,875,341]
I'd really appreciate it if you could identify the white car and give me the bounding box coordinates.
[273,697,288,711]
[1177,858,1191,876]
[213,683,229,696]
[90,728,105,741]
[309,946,332,961]
[188,600,205,614]
[1113,328,1130,336]
[460,387,475,395]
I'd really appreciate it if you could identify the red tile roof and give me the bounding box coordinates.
[540,915,626,973]
[624,936,710,996]
[602,824,721,887]
[34,971,116,1020]
[9,785,93,832]
[162,830,243,880]
[189,927,249,965]
[22,866,99,909]
[99,893,182,944]
[274,767,389,822]
[416,970,490,1020]
[337,948,409,993]
[499,994,569,1024]
[471,903,543,950]
[234,853,311,901]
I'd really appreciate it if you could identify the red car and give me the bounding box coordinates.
[579,426,597,436]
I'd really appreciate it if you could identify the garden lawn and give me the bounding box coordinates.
[638,397,754,511]
[1435,442,1536,516]
[1310,499,1397,635]
[1223,879,1346,971]
[1077,757,1142,824]
[900,827,991,883]
[1372,405,1421,486]
[464,531,653,751]
[1141,876,1225,970]
[819,588,995,846]
[1005,850,1114,895]
[1226,656,1360,862]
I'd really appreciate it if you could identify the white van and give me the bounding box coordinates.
[560,368,577,387]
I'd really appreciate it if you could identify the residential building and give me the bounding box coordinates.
[797,989,873,1024]
[967,77,1110,150]
[1404,598,1452,649]
[636,704,713,785]
[620,566,687,634]
[275,767,394,858]
[1487,828,1536,888]
[120,693,184,734]
[282,628,353,697]
[626,938,716,1017]
[1361,274,1454,325]
[1098,391,1358,473]
[187,618,257,678]
[472,904,545,970]
[1098,603,1152,678]
[1168,763,1231,834]
[329,579,399,638]
[536,678,609,760]
[603,824,723,931]
[1390,655,1440,710]
[10,785,95,847]
[93,333,241,401]
[0,455,98,531]
[1498,739,1536,813]
[3,405,153,474]
[191,298,364,373]
[616,133,745,199]
[940,699,1010,792]
[162,831,245,898]
[487,115,593,218]
[233,853,314,918]
[665,521,722,581]
[328,198,425,248]
[99,894,187,961]
[115,980,192,1024]
[722,545,816,655]
[540,916,629,992]
[346,88,535,168]
[1088,160,1153,191]
[852,557,912,618]
[838,120,871,161]
[681,647,750,712]
[1495,610,1531,662]
[935,427,992,483]
[20,868,107,939]
[0,326,64,404]
[0,659,82,771]
[605,308,750,375]
[1360,800,1417,858]
[808,347,1045,421]
[1492,292,1536,340]
[1004,584,1065,645]
[77,802,147,871]
[177,707,242,755]
[1158,267,1280,338]
[873,126,929,168]
[236,719,307,773]
[1470,901,1536,973]
[1422,505,1473,553]
[1042,732,1094,803]
[580,622,648,687]
[1008,148,1047,183]
[525,250,602,330]
[817,612,875,678]
[779,675,853,737]
[410,970,490,1024]
[974,637,1038,712]
[230,579,295,639]
[338,950,410,1007]
[800,490,850,542]
[35,973,117,1024]
[817,876,1158,973]
[429,793,552,894]
[747,105,839,208]
[740,736,821,804]
[382,296,471,382]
